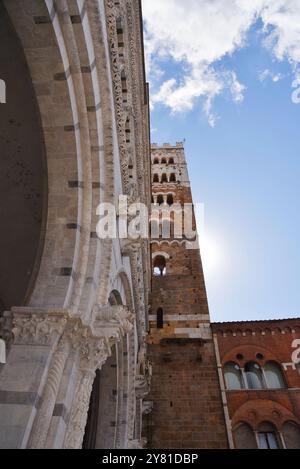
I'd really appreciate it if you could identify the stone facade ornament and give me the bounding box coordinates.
[142,400,153,415]
[93,305,135,343]
[63,368,97,449]
[11,307,69,346]
[128,438,147,449]
[64,305,135,449]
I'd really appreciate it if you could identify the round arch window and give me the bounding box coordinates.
[263,361,286,389]
[244,362,264,389]
[224,362,245,390]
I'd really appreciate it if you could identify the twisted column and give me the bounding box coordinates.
[27,337,71,448]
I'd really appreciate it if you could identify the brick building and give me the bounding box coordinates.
[144,143,228,449]
[212,319,300,449]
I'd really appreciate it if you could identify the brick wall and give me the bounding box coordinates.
[145,144,228,449]
[212,319,300,448]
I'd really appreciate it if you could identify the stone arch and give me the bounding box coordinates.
[221,344,282,367]
[231,399,300,432]
[3,0,116,315]
[152,251,170,260]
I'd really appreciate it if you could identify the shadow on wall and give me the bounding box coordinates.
[0,2,47,312]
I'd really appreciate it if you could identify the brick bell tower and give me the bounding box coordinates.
[145,143,228,449]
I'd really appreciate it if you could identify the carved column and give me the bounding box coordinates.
[64,305,135,449]
[4,308,70,449]
[27,335,71,448]
[63,336,110,449]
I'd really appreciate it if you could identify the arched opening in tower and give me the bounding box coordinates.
[0,1,47,315]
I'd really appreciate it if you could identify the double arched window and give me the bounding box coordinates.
[234,420,300,449]
[224,360,286,390]
[257,422,281,449]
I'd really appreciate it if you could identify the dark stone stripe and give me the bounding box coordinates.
[71,2,87,22]
[90,232,98,239]
[66,223,82,233]
[68,180,84,189]
[70,15,81,24]
[87,102,101,112]
[53,403,68,423]
[34,16,52,24]
[34,4,56,24]
[0,391,40,407]
[91,144,104,152]
[64,122,80,132]
[59,267,72,276]
[92,182,101,189]
[53,67,71,81]
[81,58,96,74]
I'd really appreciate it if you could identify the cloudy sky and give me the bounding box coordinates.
[142,0,300,322]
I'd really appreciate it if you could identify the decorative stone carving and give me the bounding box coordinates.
[63,330,111,449]
[142,400,153,415]
[27,334,71,448]
[93,305,135,343]
[63,369,96,449]
[10,307,69,346]
[63,305,135,449]
[128,438,147,449]
[135,374,150,399]
[105,0,132,197]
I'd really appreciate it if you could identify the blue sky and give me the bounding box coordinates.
[142,0,300,322]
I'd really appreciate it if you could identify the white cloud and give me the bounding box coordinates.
[142,0,300,125]
[259,69,284,82]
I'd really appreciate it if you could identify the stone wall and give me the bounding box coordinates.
[0,0,151,449]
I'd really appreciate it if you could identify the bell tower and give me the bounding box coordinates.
[145,143,228,449]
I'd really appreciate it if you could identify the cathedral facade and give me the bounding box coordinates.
[0,0,300,451]
[0,0,151,449]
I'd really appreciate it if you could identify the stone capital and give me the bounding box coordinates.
[92,305,135,343]
[10,307,70,346]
